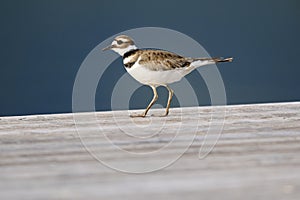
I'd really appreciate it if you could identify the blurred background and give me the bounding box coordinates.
[0,0,299,116]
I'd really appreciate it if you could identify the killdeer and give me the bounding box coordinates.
[103,35,233,117]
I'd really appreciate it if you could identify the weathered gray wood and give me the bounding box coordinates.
[1,102,300,200]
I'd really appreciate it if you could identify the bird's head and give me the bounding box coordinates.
[102,35,137,56]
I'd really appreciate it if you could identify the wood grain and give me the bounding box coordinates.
[1,102,300,200]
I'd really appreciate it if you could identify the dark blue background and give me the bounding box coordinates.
[1,0,299,116]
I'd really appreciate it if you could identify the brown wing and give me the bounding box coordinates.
[138,49,192,71]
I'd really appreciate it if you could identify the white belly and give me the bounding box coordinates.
[125,62,192,86]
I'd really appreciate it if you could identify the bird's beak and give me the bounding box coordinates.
[102,45,114,51]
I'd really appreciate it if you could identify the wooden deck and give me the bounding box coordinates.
[1,102,300,200]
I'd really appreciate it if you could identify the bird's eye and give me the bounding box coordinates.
[117,40,123,45]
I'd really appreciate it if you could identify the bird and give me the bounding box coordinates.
[103,35,233,117]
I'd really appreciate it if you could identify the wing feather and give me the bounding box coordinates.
[138,50,192,71]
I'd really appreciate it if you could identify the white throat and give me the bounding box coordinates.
[113,45,137,56]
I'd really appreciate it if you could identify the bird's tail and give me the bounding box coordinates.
[191,57,233,68]
[210,57,233,63]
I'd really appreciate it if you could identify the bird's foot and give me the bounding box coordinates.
[130,113,147,118]
[151,112,169,117]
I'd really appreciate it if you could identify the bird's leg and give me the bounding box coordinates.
[152,85,173,117]
[162,85,173,117]
[130,86,158,118]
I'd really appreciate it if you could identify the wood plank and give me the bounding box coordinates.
[1,102,300,200]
